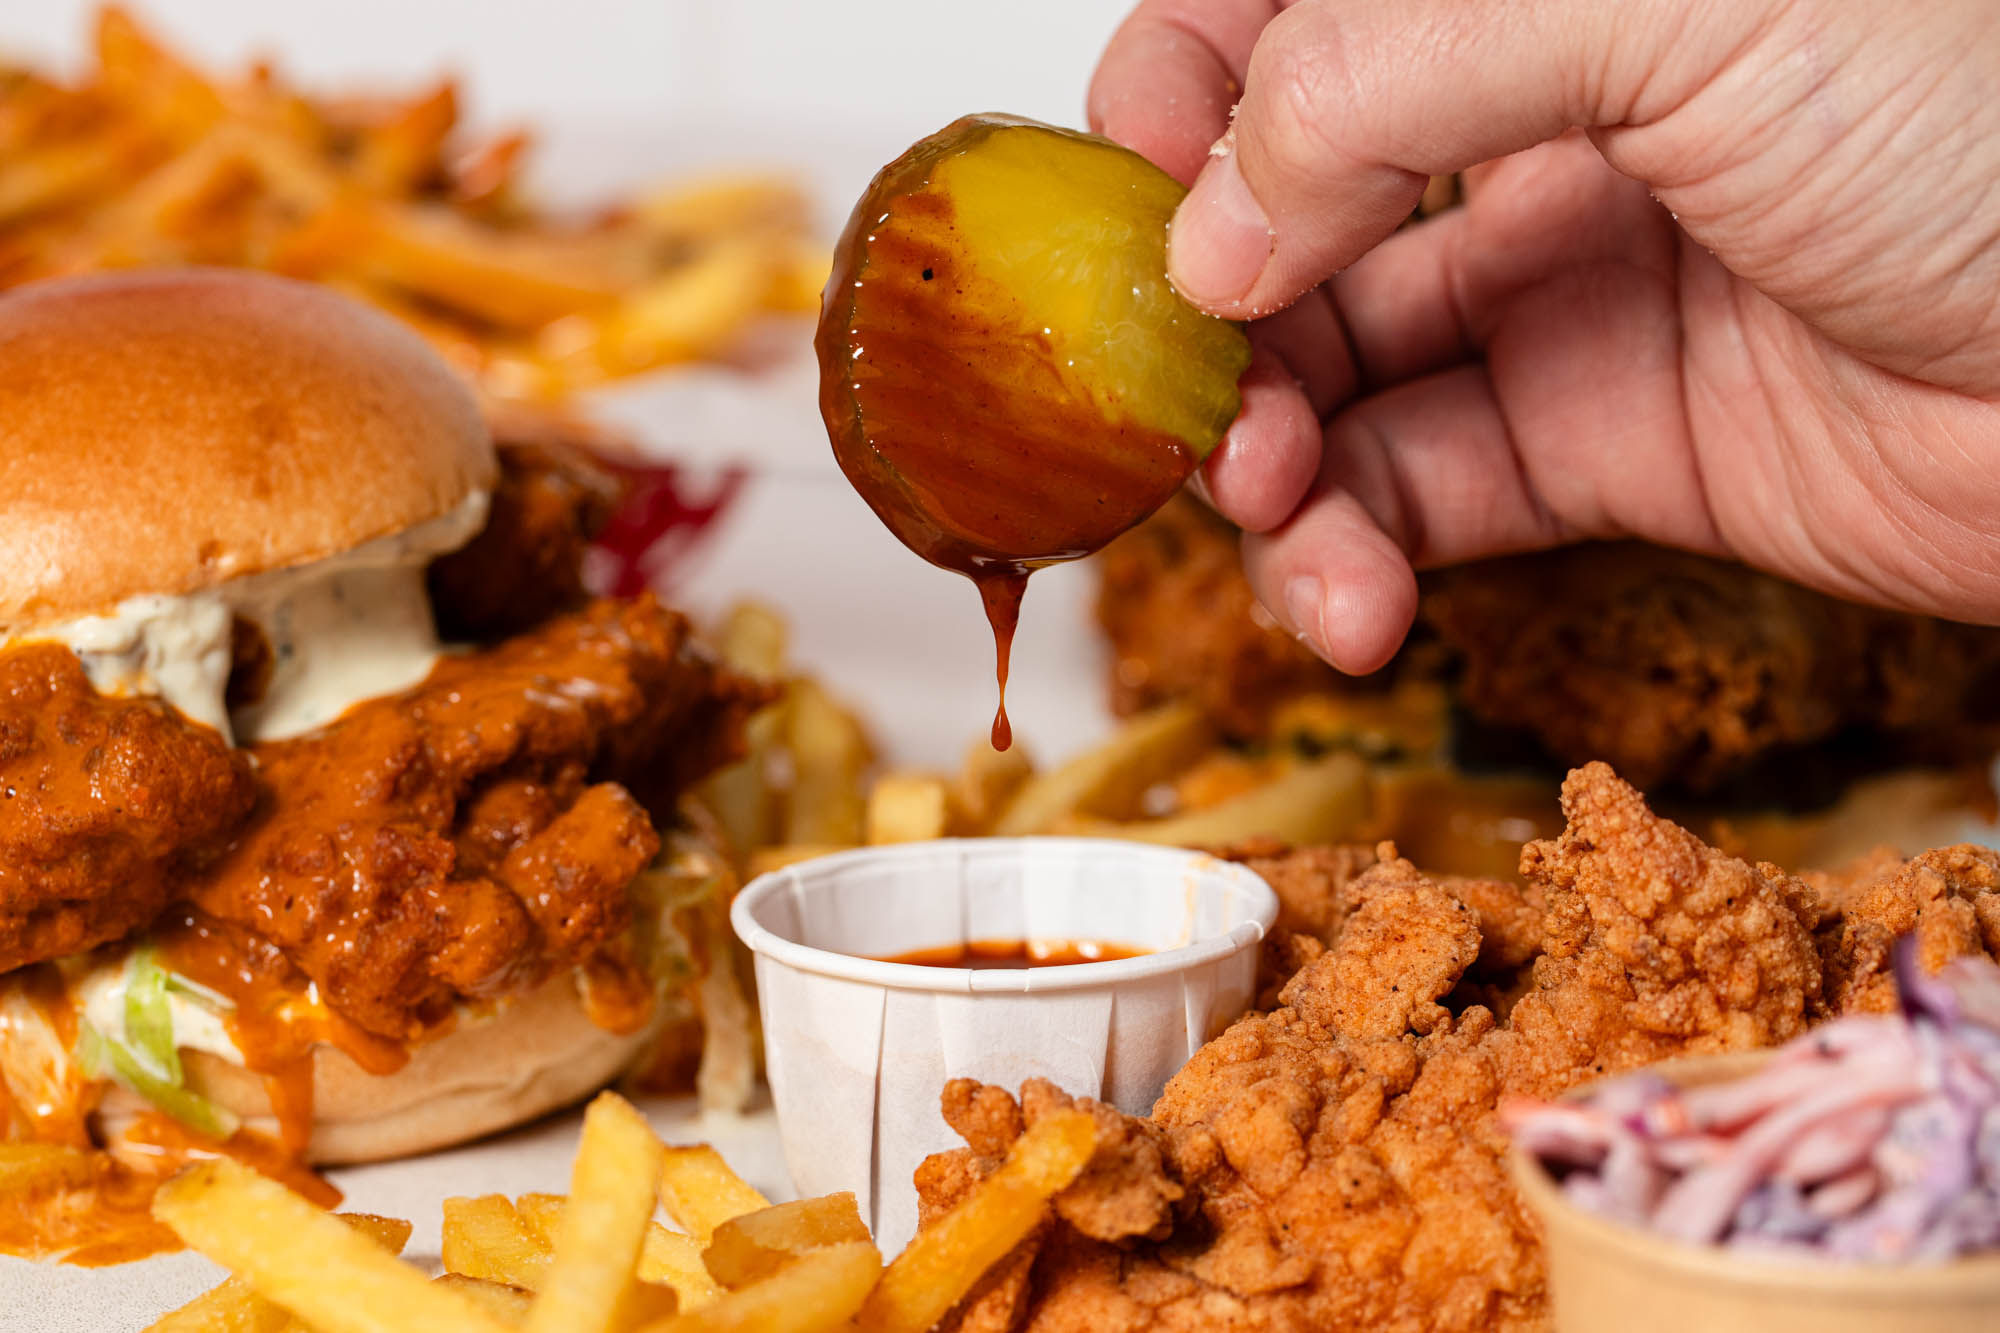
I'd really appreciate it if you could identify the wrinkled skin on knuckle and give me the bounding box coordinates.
[1243,6,1361,185]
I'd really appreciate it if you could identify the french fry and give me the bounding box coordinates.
[148,1279,292,1333]
[992,702,1214,835]
[0,10,817,398]
[442,1195,551,1290]
[657,1144,771,1246]
[1265,681,1449,760]
[149,1213,412,1333]
[637,1239,881,1333]
[865,772,951,844]
[333,1214,415,1253]
[517,1194,727,1311]
[780,680,872,847]
[701,601,791,864]
[701,1193,870,1289]
[858,1109,1097,1333]
[640,1224,727,1309]
[509,1192,565,1246]
[1067,750,1371,848]
[94,6,224,143]
[949,740,1036,834]
[349,80,458,194]
[152,1162,490,1333]
[632,175,810,242]
[522,1093,669,1333]
[0,131,147,226]
[432,1274,532,1326]
[562,240,776,380]
[340,202,627,330]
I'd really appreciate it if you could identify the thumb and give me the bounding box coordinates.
[1167,0,1777,315]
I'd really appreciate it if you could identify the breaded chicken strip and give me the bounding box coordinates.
[1097,500,2000,792]
[1425,546,2000,790]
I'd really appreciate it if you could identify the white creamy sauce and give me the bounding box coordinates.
[75,954,241,1066]
[8,492,488,745]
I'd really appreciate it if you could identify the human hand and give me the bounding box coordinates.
[1089,0,2000,673]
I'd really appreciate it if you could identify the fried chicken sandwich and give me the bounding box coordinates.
[0,269,761,1258]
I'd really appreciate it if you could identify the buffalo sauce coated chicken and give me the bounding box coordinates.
[0,432,763,1047]
[0,646,255,974]
[185,594,759,1041]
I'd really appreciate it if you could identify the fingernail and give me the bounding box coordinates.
[1169,145,1273,306]
[1283,575,1326,656]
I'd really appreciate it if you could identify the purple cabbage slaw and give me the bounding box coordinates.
[1501,940,2000,1263]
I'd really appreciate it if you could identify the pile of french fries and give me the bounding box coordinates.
[698,601,1387,878]
[0,8,822,400]
[146,1091,1096,1333]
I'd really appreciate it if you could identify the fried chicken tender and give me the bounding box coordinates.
[1817,843,2000,1013]
[1230,839,1540,1006]
[185,595,762,1039]
[1507,763,1823,1088]
[1424,546,2000,791]
[920,765,1862,1333]
[0,643,256,972]
[1098,503,2000,791]
[1097,496,1358,737]
[428,412,623,642]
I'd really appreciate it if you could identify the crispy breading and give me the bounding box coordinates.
[1818,843,2000,1013]
[1425,546,2000,791]
[922,764,1923,1333]
[1507,764,1824,1089]
[185,595,762,1038]
[1096,496,1358,737]
[1097,502,2000,791]
[1227,839,1539,1005]
[428,410,623,643]
[0,644,256,972]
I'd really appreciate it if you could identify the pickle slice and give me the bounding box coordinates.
[818,114,1252,571]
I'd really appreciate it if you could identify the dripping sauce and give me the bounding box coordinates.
[817,140,1197,751]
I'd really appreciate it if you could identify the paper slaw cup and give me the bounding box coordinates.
[1511,1052,2000,1333]
[731,837,1277,1250]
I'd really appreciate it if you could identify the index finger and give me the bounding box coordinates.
[1086,0,1283,184]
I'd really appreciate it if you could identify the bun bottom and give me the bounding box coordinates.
[96,973,666,1164]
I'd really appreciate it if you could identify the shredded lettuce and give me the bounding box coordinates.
[162,968,234,1012]
[77,1024,239,1140]
[122,947,181,1084]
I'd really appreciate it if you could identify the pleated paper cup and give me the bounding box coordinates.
[731,837,1278,1251]
[1512,1052,2000,1333]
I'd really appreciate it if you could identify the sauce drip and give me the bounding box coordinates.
[818,148,1198,752]
[876,938,1149,968]
[154,906,413,1153]
[977,570,1025,751]
[0,1113,338,1266]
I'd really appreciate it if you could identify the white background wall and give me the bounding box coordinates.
[0,1,1135,140]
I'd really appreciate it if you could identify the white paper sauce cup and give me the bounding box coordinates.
[730,837,1278,1250]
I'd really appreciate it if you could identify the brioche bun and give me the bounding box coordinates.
[0,268,494,629]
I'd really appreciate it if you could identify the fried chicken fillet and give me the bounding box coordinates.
[176,595,762,1041]
[918,764,2000,1333]
[1099,498,2000,794]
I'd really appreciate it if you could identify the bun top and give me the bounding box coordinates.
[0,269,495,627]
